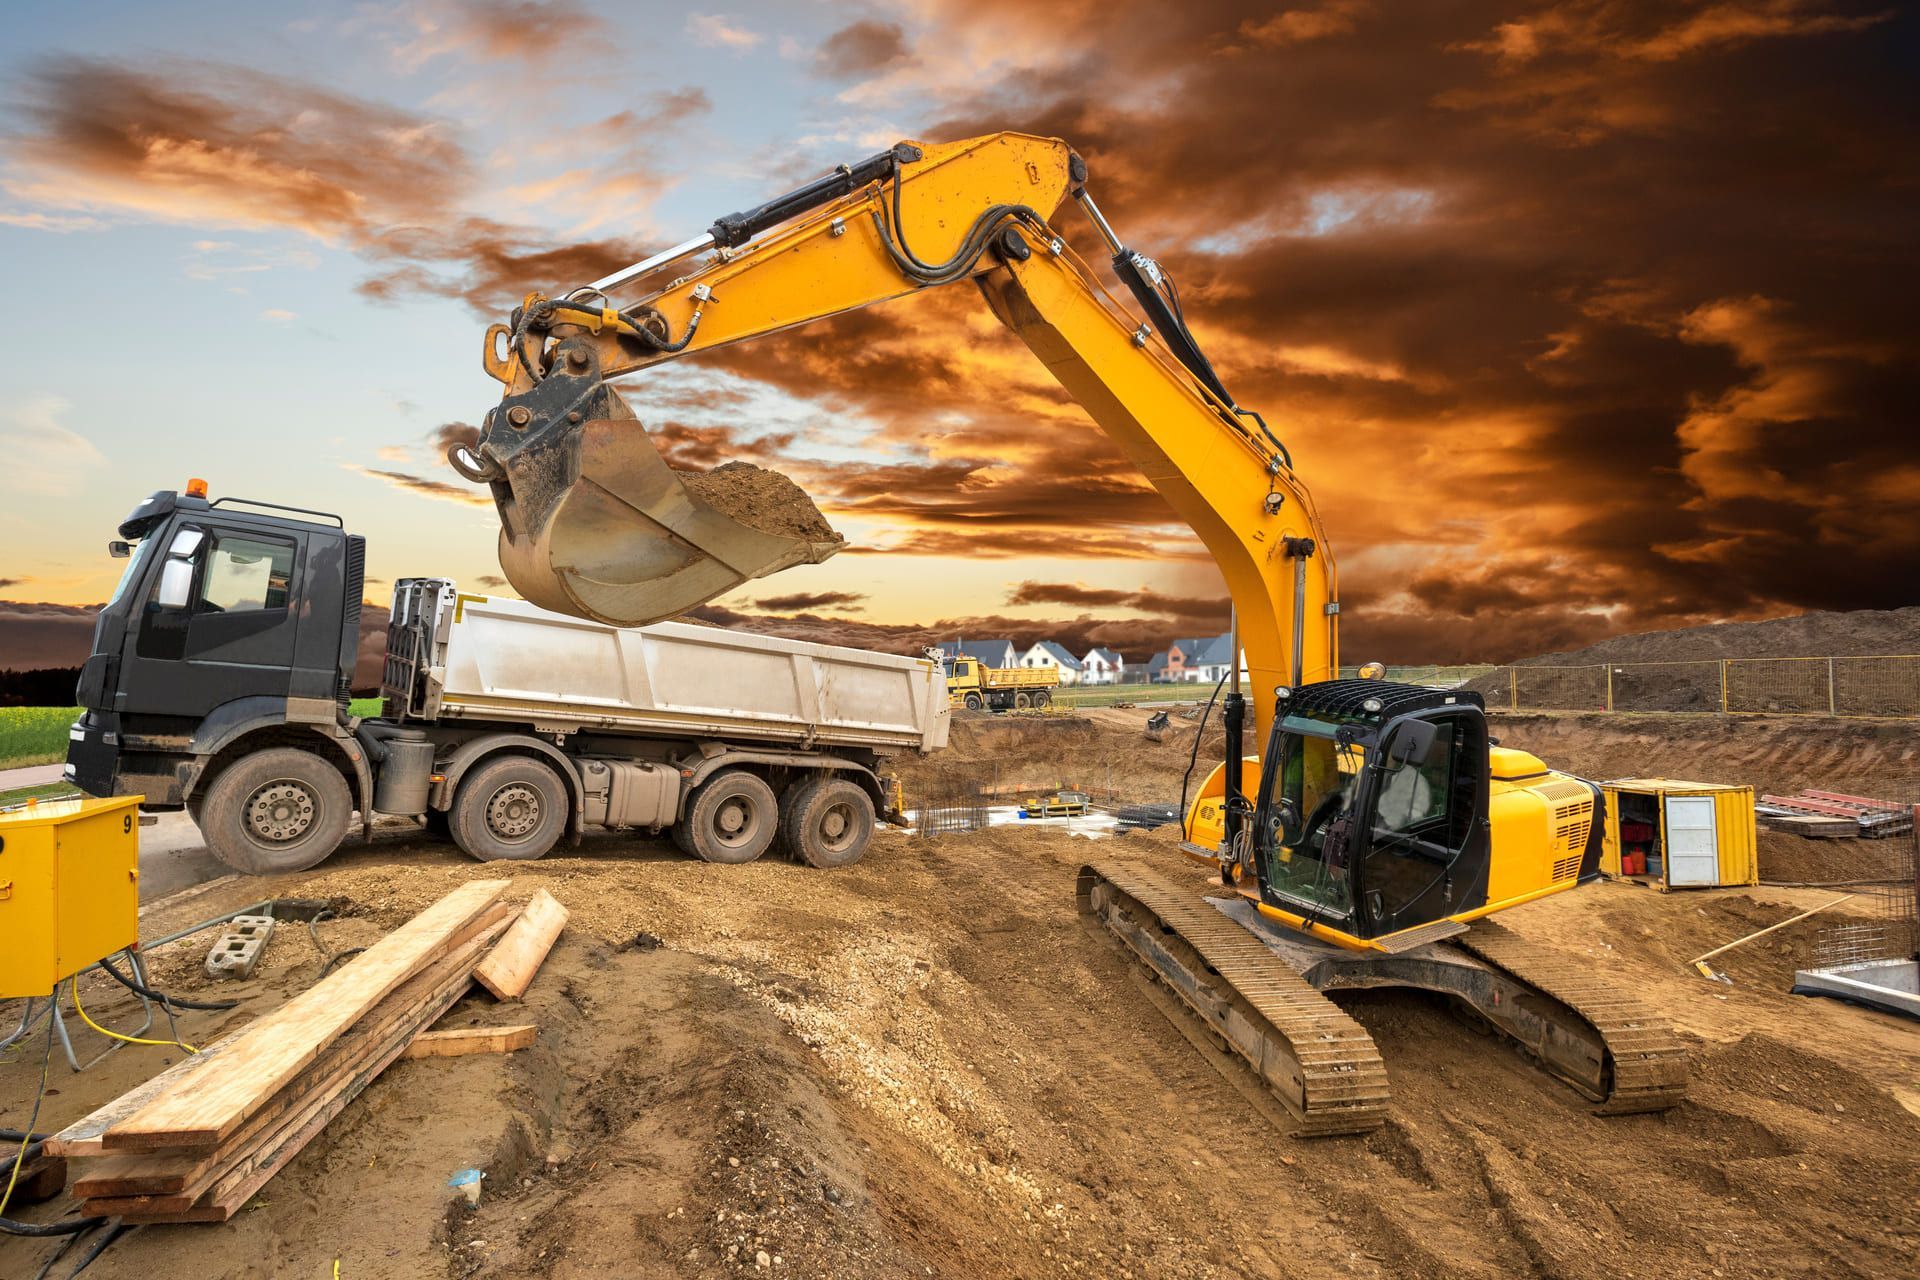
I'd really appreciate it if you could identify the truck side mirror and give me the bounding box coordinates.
[153,526,206,609]
[108,540,132,559]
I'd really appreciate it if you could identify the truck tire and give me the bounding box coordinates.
[199,747,352,876]
[450,756,566,862]
[1013,692,1033,709]
[1033,690,1052,709]
[677,769,777,864]
[963,692,984,711]
[780,777,875,869]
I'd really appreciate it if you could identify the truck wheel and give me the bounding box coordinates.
[781,777,875,869]
[963,693,984,711]
[199,748,352,875]
[1033,690,1052,709]
[678,769,777,864]
[1013,692,1033,709]
[450,757,566,862]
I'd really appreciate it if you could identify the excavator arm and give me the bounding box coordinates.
[462,132,1338,765]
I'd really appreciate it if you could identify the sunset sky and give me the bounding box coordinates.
[1,0,1913,670]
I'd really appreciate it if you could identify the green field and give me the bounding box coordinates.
[0,706,81,769]
[0,780,80,807]
[0,700,387,772]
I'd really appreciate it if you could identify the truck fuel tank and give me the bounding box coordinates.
[579,758,681,830]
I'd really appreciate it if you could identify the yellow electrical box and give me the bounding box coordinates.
[0,794,142,998]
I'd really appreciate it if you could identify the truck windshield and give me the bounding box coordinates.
[1262,718,1363,918]
[106,538,155,607]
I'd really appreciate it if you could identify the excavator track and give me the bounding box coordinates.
[1077,859,1389,1136]
[1453,920,1688,1114]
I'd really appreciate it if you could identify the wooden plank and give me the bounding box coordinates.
[101,880,510,1152]
[44,1034,236,1157]
[473,889,568,1001]
[401,1024,537,1059]
[70,917,511,1198]
[86,951,485,1223]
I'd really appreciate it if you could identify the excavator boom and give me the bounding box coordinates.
[464,132,1338,759]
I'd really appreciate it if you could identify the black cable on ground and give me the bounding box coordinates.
[0,1129,49,1143]
[0,1217,108,1238]
[30,1225,81,1280]
[66,1220,136,1276]
[308,909,368,977]
[95,956,238,1013]
[0,1139,45,1182]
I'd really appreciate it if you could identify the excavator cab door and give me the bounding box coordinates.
[1352,711,1491,935]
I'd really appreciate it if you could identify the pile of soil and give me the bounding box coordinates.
[893,707,1228,803]
[677,462,840,543]
[1464,606,1920,712]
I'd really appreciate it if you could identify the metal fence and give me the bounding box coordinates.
[1474,654,1920,717]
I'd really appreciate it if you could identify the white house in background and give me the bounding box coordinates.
[1189,632,1247,684]
[938,638,1017,670]
[1020,640,1084,685]
[1080,647,1124,684]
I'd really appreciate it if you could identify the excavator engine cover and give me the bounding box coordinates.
[472,341,842,625]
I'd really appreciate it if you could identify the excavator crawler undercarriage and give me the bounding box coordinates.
[1078,859,1687,1136]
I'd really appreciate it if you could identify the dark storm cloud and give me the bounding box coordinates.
[752,590,868,612]
[815,20,915,77]
[838,0,1917,660]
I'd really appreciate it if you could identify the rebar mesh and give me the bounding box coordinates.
[1809,786,1917,969]
[910,769,989,836]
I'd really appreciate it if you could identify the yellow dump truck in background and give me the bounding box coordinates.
[945,655,1058,711]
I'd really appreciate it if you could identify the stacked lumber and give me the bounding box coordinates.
[1759,789,1913,839]
[45,881,518,1224]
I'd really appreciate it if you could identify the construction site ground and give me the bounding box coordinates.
[4,707,1917,1279]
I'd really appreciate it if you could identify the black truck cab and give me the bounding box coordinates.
[67,484,368,820]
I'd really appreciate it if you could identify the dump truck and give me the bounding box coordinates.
[66,484,948,875]
[944,654,1058,711]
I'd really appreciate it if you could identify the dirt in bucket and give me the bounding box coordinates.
[677,461,840,542]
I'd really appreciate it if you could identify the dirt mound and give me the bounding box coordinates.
[1464,607,1920,711]
[677,461,839,542]
[895,707,1229,802]
[1486,710,1919,799]
[1520,607,1920,667]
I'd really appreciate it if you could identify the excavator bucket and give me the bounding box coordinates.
[476,386,843,626]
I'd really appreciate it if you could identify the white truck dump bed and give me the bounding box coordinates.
[384,581,948,754]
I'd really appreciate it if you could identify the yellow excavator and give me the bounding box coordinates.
[452,132,1686,1134]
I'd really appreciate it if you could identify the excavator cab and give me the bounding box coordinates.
[1249,681,1492,942]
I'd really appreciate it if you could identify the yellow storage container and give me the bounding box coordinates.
[1600,779,1757,890]
[0,794,142,998]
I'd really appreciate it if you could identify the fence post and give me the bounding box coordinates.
[1720,661,1729,714]
[1605,665,1614,712]
[1510,667,1517,712]
[1827,657,1837,716]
